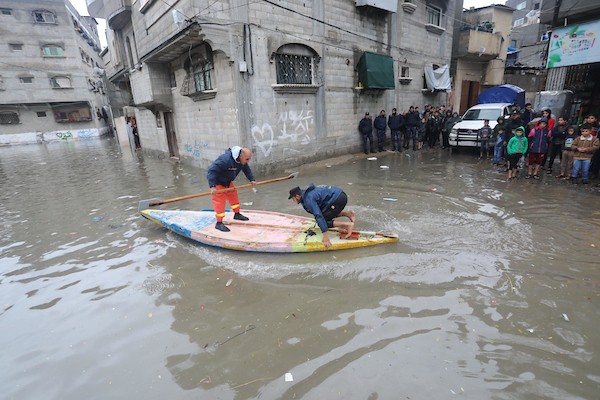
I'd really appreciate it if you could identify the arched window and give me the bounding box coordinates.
[181,43,214,97]
[0,111,20,124]
[32,9,56,24]
[273,44,318,85]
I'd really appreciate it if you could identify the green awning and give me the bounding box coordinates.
[357,52,395,90]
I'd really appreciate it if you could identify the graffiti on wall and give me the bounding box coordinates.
[184,140,209,160]
[76,129,95,139]
[251,109,314,158]
[56,131,73,140]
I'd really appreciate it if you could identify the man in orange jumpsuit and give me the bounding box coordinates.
[207,146,257,232]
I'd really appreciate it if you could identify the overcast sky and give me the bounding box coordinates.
[462,0,503,9]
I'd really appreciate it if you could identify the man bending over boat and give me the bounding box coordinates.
[288,185,355,248]
[207,146,257,232]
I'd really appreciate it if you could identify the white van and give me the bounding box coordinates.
[449,103,513,148]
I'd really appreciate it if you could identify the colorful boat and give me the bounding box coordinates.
[140,209,398,252]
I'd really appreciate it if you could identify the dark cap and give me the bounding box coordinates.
[365,112,370,116]
[539,117,548,123]
[288,186,301,199]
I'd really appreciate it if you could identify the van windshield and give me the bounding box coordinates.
[462,108,503,121]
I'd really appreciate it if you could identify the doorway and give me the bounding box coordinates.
[460,80,480,114]
[163,112,179,159]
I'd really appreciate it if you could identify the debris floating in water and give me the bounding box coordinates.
[380,165,389,169]
[562,313,569,322]
[383,198,398,201]
[284,372,293,382]
[367,157,377,161]
[242,202,253,206]
[226,279,233,287]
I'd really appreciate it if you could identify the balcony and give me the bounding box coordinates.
[456,28,502,61]
[86,0,131,29]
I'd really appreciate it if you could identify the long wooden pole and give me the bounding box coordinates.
[138,172,298,210]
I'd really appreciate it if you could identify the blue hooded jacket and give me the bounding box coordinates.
[207,147,255,187]
[299,184,343,232]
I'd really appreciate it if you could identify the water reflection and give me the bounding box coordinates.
[0,140,598,400]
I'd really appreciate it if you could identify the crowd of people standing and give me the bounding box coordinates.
[358,103,600,185]
[358,104,459,154]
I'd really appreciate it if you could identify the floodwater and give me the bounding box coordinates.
[1,138,599,400]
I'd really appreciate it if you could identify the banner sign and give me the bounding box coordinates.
[547,20,599,68]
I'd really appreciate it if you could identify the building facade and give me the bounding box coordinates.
[86,0,459,171]
[541,0,600,121]
[451,4,513,114]
[0,0,111,145]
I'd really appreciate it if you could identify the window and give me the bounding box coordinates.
[9,43,23,51]
[52,102,92,122]
[0,111,20,124]
[37,111,47,117]
[513,18,524,27]
[50,76,72,89]
[125,37,135,69]
[401,66,410,78]
[168,64,176,88]
[181,43,214,97]
[426,5,442,27]
[534,2,540,10]
[20,76,34,84]
[33,10,56,24]
[1,8,13,16]
[510,39,517,48]
[42,45,64,57]
[274,53,314,84]
[516,1,526,10]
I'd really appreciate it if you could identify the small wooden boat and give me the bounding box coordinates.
[140,209,398,252]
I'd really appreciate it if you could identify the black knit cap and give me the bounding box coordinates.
[288,186,301,199]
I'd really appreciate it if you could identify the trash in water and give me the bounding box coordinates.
[284,372,293,382]
[380,165,389,169]
[383,198,398,201]
[562,313,569,322]
[225,279,233,287]
[242,202,253,206]
[367,157,377,161]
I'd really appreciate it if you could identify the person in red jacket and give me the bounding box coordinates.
[526,118,551,179]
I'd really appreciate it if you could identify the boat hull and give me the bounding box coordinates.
[140,209,398,252]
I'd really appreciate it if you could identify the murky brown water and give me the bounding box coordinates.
[1,138,599,400]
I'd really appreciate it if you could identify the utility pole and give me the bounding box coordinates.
[552,0,562,28]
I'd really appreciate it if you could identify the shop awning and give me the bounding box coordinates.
[357,52,395,90]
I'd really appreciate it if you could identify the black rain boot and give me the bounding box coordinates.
[215,222,230,232]
[234,213,249,221]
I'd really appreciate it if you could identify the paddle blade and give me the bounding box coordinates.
[138,198,161,211]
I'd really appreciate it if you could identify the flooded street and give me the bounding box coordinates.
[1,138,599,400]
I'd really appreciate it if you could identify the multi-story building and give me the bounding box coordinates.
[86,0,459,171]
[541,0,600,121]
[501,0,548,102]
[0,0,112,145]
[451,4,513,114]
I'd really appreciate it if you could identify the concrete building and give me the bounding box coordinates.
[541,0,600,121]
[451,4,513,114]
[0,0,112,145]
[502,0,549,103]
[86,0,459,172]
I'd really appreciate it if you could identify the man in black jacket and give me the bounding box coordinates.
[373,110,387,152]
[358,112,374,154]
[388,108,404,152]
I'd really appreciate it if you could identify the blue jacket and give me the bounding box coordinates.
[374,115,387,131]
[388,114,404,130]
[358,117,373,135]
[406,111,420,127]
[300,184,342,233]
[207,148,255,187]
[528,126,551,154]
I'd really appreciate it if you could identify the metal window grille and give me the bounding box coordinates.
[192,60,213,92]
[20,77,33,83]
[426,5,442,27]
[275,53,313,84]
[9,43,23,51]
[0,112,19,124]
[34,11,55,24]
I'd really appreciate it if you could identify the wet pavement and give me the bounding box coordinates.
[1,138,599,400]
